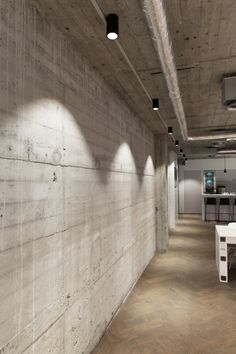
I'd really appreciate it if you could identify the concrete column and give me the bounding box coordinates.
[168,150,178,229]
[154,134,169,251]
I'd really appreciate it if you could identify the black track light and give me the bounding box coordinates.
[224,156,227,173]
[152,98,159,111]
[168,126,173,135]
[185,157,188,161]
[175,140,179,146]
[183,154,186,158]
[180,148,183,153]
[106,14,119,40]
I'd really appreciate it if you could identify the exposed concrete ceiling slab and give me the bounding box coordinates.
[36,0,177,136]
[35,0,236,157]
[164,0,236,151]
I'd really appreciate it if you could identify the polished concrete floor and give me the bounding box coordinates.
[93,214,236,354]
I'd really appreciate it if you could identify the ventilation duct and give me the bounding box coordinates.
[143,0,188,141]
[188,133,236,141]
[222,76,236,111]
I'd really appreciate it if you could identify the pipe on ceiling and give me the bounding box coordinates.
[188,133,236,141]
[143,0,188,141]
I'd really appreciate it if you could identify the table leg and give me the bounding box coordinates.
[219,237,228,283]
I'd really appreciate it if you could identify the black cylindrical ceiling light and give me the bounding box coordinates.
[175,140,179,146]
[180,148,183,153]
[106,14,119,40]
[183,154,186,158]
[168,126,173,135]
[152,98,159,111]
[185,157,188,161]
[224,156,227,173]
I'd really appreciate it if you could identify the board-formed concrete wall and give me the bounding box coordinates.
[0,0,156,353]
[155,135,168,251]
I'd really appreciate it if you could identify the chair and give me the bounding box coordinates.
[205,198,217,221]
[233,199,236,222]
[218,198,231,222]
[228,223,236,270]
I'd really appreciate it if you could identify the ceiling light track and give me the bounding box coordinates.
[89,0,167,131]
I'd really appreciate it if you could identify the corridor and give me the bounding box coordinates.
[94,215,236,354]
[1,1,236,351]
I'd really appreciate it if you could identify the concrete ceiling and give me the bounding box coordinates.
[166,0,236,131]
[36,0,236,158]
[165,0,236,156]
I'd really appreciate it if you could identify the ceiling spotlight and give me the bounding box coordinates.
[183,154,186,158]
[152,98,159,111]
[180,148,183,153]
[175,140,179,146]
[106,14,119,40]
[168,126,173,135]
[224,156,227,173]
[185,157,188,161]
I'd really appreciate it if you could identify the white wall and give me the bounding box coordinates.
[179,157,236,213]
[215,170,236,192]
[181,157,236,171]
[183,170,202,213]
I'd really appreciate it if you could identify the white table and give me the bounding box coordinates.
[215,225,236,283]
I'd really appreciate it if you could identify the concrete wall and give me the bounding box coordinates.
[168,151,178,229]
[155,135,169,251]
[0,1,156,353]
